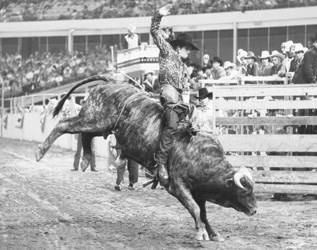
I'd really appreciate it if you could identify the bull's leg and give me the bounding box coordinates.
[172,184,210,241]
[36,116,105,162]
[195,199,225,242]
[80,133,94,172]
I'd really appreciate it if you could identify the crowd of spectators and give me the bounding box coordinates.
[180,38,315,88]
[0,0,316,22]
[0,45,112,97]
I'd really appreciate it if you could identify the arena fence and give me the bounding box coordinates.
[1,81,317,194]
[205,82,317,194]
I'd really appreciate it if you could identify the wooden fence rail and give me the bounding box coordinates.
[209,83,317,194]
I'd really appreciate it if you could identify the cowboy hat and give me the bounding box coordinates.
[258,50,270,59]
[270,50,284,60]
[194,88,213,100]
[169,33,199,50]
[211,56,223,66]
[144,71,154,77]
[223,61,235,70]
[237,49,248,63]
[294,43,304,53]
[244,51,257,61]
[281,40,294,52]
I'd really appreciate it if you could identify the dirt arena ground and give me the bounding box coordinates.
[0,137,316,250]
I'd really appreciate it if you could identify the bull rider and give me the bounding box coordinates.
[150,3,199,185]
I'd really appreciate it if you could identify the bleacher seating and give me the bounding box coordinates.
[0,0,316,22]
[0,45,112,97]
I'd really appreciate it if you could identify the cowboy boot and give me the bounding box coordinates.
[151,163,169,189]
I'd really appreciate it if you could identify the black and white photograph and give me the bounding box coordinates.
[0,0,317,249]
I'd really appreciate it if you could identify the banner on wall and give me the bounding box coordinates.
[15,113,24,128]
[1,114,8,130]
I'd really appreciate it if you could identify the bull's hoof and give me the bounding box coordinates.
[81,160,89,172]
[210,234,225,242]
[35,145,43,162]
[196,228,210,241]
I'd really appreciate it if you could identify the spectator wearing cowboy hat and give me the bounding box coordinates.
[223,61,239,80]
[236,49,248,76]
[150,3,199,184]
[282,41,295,73]
[293,33,317,84]
[258,50,273,76]
[211,56,226,80]
[143,71,160,94]
[244,51,259,77]
[191,87,214,133]
[281,40,293,56]
[289,43,306,79]
[269,50,287,78]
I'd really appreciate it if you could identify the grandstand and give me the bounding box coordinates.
[0,0,317,22]
[0,2,317,98]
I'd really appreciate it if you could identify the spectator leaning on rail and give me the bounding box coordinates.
[211,56,226,80]
[289,43,307,73]
[223,61,239,80]
[244,51,259,77]
[191,88,214,134]
[150,2,199,184]
[258,50,273,76]
[269,51,287,78]
[293,33,317,84]
[281,41,295,73]
[236,49,248,76]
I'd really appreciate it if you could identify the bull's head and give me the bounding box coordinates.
[225,167,257,216]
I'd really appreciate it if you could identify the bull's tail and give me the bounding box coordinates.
[52,75,108,118]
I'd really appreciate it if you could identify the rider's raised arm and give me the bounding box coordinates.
[150,4,173,57]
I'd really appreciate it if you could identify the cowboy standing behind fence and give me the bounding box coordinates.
[150,2,199,184]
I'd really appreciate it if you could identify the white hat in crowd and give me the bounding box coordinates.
[223,61,235,70]
[258,50,270,59]
[294,43,305,53]
[237,49,248,63]
[281,40,294,52]
[270,50,284,60]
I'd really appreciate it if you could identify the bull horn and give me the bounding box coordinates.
[233,171,245,190]
[239,167,253,182]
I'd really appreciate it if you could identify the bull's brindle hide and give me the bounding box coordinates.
[36,75,257,242]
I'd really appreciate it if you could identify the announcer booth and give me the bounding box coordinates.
[114,43,159,82]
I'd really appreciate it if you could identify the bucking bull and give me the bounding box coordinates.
[35,75,257,242]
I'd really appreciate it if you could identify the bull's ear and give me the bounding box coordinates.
[225,178,234,188]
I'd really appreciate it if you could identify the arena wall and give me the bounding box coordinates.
[2,112,109,157]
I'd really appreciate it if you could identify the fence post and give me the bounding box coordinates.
[10,98,13,114]
[21,96,24,109]
[212,85,216,134]
[1,75,4,137]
